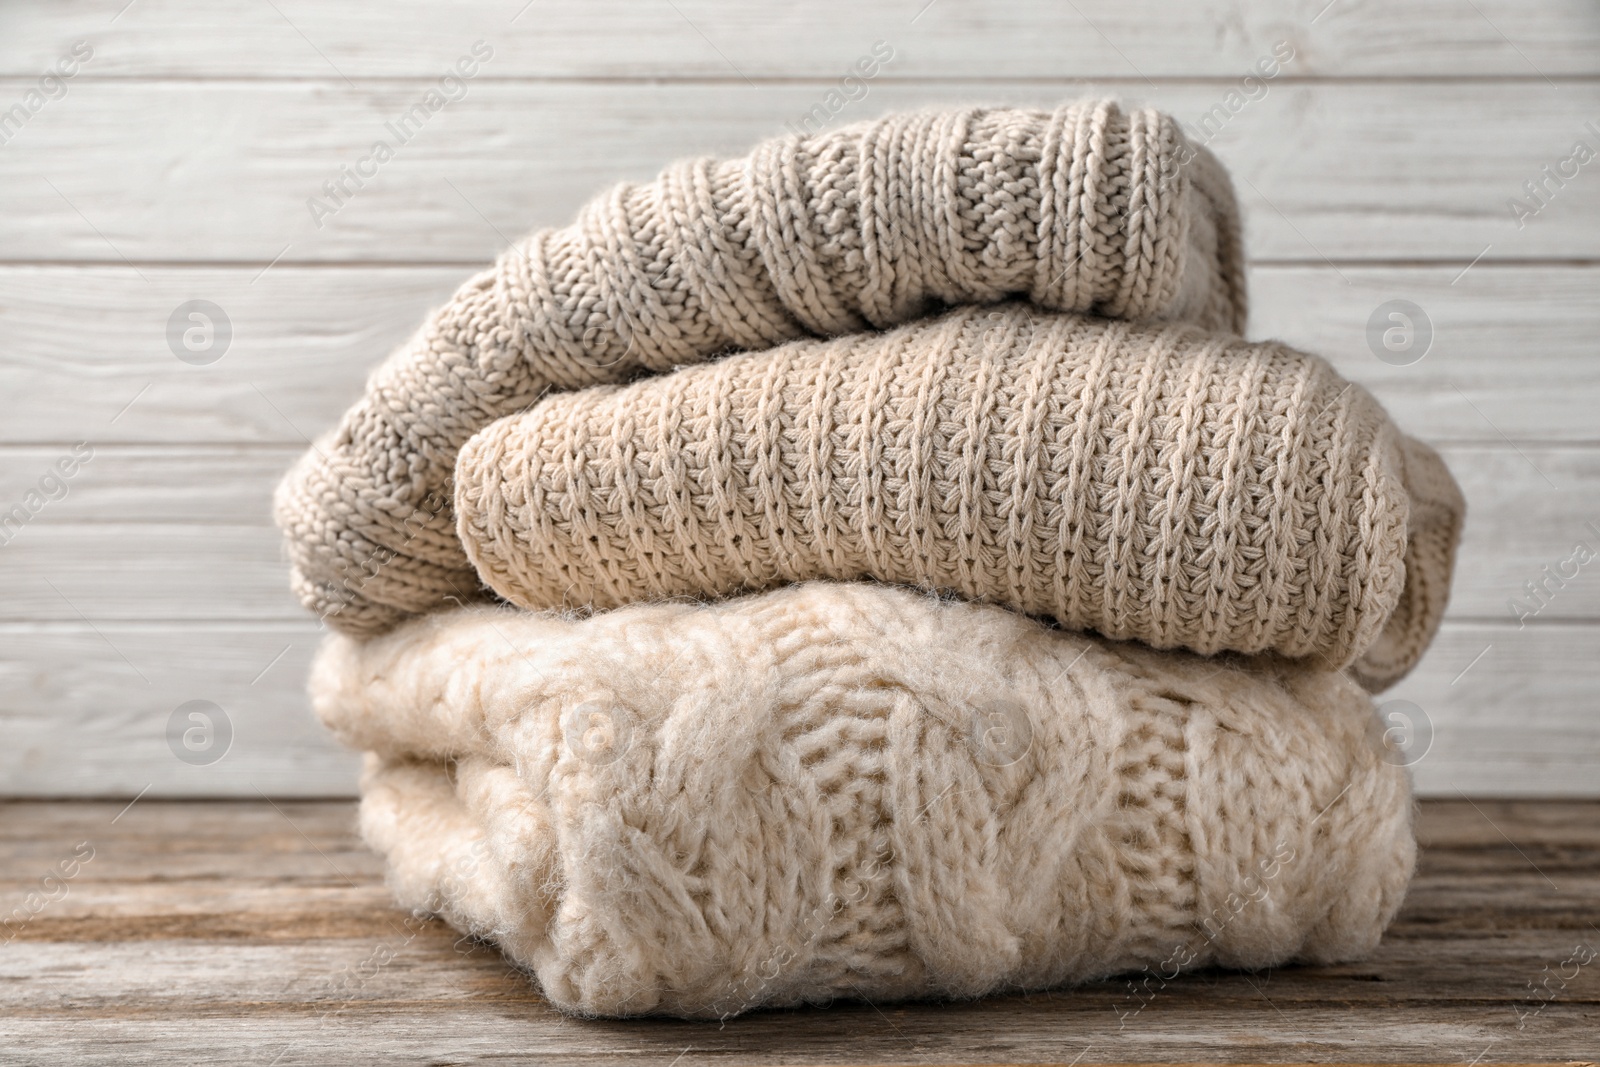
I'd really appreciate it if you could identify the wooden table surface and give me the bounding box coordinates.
[2,798,1596,1065]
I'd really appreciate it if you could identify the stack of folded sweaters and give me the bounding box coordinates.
[277,102,1465,1019]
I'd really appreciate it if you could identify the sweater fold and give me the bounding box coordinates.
[312,582,1415,1019]
[456,305,1461,689]
[274,102,1246,635]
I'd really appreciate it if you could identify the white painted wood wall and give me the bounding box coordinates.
[2,0,1597,797]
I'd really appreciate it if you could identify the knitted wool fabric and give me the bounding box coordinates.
[274,101,1247,636]
[456,305,1464,691]
[311,582,1416,1019]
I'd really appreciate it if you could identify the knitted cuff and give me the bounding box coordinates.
[456,305,1461,682]
[1350,436,1467,691]
[311,582,1415,1019]
[275,102,1247,636]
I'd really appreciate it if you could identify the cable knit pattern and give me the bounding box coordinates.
[310,583,1416,1019]
[273,102,1247,636]
[456,305,1462,690]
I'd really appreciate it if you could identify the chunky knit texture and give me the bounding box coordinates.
[311,582,1416,1019]
[1349,435,1466,691]
[274,102,1247,636]
[456,305,1463,690]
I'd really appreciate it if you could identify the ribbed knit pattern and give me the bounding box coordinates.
[312,583,1416,1019]
[1348,435,1467,691]
[456,305,1462,689]
[273,102,1247,636]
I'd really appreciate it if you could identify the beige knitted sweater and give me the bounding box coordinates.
[457,305,1464,691]
[274,102,1246,635]
[312,582,1416,1019]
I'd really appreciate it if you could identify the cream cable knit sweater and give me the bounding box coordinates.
[311,582,1416,1019]
[274,102,1246,635]
[456,305,1464,690]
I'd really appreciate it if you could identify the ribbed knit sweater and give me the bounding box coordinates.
[456,305,1463,690]
[274,102,1246,635]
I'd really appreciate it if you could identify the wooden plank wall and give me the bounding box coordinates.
[1,0,1597,797]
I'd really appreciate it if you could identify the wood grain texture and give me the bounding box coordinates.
[0,1,1595,803]
[2,0,1597,78]
[0,622,353,797]
[2,82,1598,264]
[1,799,1596,1064]
[1378,622,1600,797]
